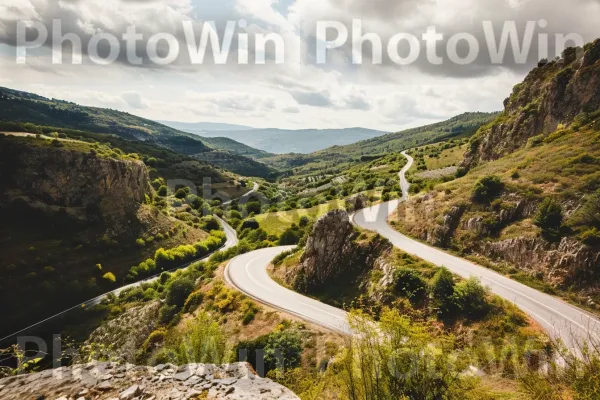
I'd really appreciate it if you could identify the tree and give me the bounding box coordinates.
[165,277,195,308]
[393,268,428,304]
[241,219,260,231]
[245,201,262,216]
[452,278,489,320]
[472,175,504,202]
[430,268,456,318]
[534,198,563,239]
[278,226,302,245]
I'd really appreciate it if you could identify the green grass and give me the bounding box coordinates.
[255,199,345,235]
[424,144,467,170]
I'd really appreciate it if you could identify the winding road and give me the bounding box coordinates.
[227,151,600,350]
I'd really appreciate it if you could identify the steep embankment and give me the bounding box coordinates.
[394,40,600,305]
[0,135,207,339]
[464,41,600,168]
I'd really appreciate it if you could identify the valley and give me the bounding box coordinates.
[1,37,600,400]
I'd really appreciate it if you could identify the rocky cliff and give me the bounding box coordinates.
[293,210,391,292]
[464,39,600,169]
[0,361,298,400]
[0,137,150,231]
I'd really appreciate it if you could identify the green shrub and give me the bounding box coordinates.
[234,328,302,375]
[429,268,456,318]
[278,226,302,245]
[393,268,428,303]
[141,328,167,354]
[165,277,195,308]
[579,228,600,246]
[184,290,204,313]
[298,216,310,227]
[102,272,117,283]
[241,219,260,230]
[272,250,295,266]
[472,175,504,202]
[135,238,145,247]
[160,272,171,284]
[157,185,168,196]
[534,198,563,239]
[158,304,179,325]
[452,278,490,320]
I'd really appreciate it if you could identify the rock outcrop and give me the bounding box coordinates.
[464,39,600,169]
[294,210,391,292]
[478,237,600,286]
[0,138,150,228]
[85,301,161,363]
[0,361,298,400]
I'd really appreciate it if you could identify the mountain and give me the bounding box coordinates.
[199,136,274,159]
[160,121,389,154]
[263,112,498,174]
[393,39,600,301]
[0,87,276,178]
[158,120,254,132]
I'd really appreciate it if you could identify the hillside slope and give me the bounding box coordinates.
[392,40,600,309]
[264,112,497,175]
[0,133,227,340]
[0,87,275,178]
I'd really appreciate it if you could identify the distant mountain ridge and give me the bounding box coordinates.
[158,120,254,132]
[159,121,389,154]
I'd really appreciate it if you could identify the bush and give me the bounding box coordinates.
[580,228,600,246]
[165,277,195,308]
[158,304,179,325]
[157,185,168,196]
[234,329,302,375]
[184,290,204,312]
[272,250,295,266]
[452,278,490,320]
[102,272,117,283]
[298,216,310,227]
[278,226,302,245]
[534,198,563,239]
[472,175,504,202]
[174,188,188,199]
[241,219,260,231]
[135,238,145,247]
[429,268,456,318]
[393,268,428,303]
[141,328,167,355]
[245,201,262,215]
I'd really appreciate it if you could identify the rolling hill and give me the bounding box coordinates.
[160,121,389,154]
[263,112,498,174]
[0,87,276,178]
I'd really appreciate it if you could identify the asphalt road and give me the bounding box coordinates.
[223,182,260,205]
[225,150,600,350]
[353,151,600,350]
[225,247,353,335]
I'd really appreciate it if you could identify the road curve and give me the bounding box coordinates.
[353,151,600,350]
[223,182,260,206]
[1,218,239,343]
[225,247,352,335]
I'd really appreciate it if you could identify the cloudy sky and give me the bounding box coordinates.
[0,0,598,131]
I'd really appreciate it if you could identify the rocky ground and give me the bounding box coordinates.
[0,361,298,400]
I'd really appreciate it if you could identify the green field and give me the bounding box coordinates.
[254,199,346,235]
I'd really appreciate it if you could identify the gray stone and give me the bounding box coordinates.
[120,384,141,399]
